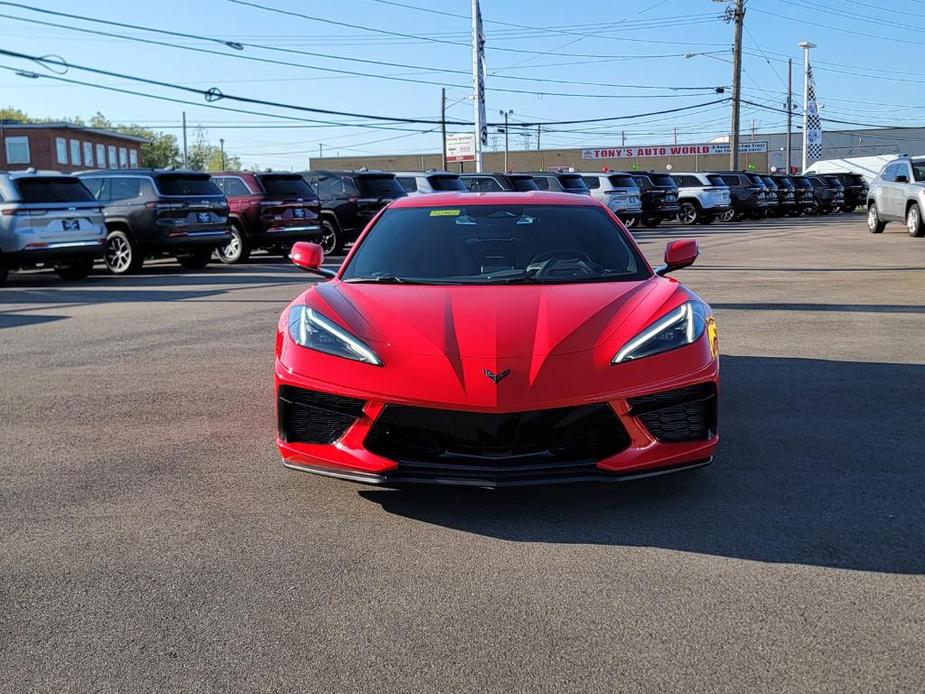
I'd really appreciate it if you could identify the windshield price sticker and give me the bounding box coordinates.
[430,209,461,217]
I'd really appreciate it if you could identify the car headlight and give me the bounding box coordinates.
[288,305,382,366]
[612,301,707,364]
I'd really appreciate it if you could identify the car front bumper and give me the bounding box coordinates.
[275,353,720,488]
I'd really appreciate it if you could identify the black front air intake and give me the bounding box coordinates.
[628,383,717,443]
[364,403,631,467]
[278,385,365,444]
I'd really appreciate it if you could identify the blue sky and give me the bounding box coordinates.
[1,0,922,169]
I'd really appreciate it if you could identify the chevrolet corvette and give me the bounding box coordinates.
[275,191,719,487]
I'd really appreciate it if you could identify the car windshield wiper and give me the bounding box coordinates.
[344,275,414,284]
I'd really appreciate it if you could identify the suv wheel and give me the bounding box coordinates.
[867,204,885,233]
[177,250,213,270]
[105,230,144,274]
[678,202,700,225]
[320,220,343,255]
[906,203,925,237]
[54,257,94,281]
[217,224,251,264]
[718,207,736,223]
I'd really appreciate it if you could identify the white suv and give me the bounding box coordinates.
[866,157,925,237]
[670,173,732,225]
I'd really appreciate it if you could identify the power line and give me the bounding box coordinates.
[0,9,724,98]
[227,0,730,52]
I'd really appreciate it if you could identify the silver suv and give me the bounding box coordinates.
[581,172,642,227]
[670,173,732,225]
[0,170,105,285]
[867,157,925,237]
[393,171,466,196]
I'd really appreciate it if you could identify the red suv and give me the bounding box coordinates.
[211,172,322,263]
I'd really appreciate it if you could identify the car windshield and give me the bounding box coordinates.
[259,175,316,198]
[648,173,676,187]
[341,204,649,285]
[510,176,539,191]
[357,175,406,198]
[707,175,727,186]
[155,174,222,197]
[428,175,467,191]
[14,177,96,203]
[558,174,589,191]
[607,175,638,188]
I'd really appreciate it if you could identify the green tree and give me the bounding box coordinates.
[0,106,31,123]
[88,112,180,168]
[187,142,241,172]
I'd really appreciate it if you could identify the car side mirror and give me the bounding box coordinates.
[290,241,335,278]
[656,238,699,276]
[895,174,909,183]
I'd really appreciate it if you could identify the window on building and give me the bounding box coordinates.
[129,149,139,168]
[119,147,128,168]
[4,136,30,164]
[108,145,117,169]
[96,143,106,168]
[55,137,68,165]
[83,142,94,167]
[70,139,81,166]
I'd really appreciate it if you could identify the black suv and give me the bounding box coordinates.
[528,172,590,195]
[626,172,679,228]
[769,174,800,216]
[824,172,868,212]
[459,173,539,193]
[801,175,845,214]
[302,171,406,255]
[77,169,230,273]
[789,175,818,214]
[709,171,769,221]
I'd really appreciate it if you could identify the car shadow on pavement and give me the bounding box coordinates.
[360,355,925,575]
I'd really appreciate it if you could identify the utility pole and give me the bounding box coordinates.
[472,0,485,172]
[440,87,447,170]
[799,41,817,174]
[536,124,541,150]
[786,58,793,174]
[319,143,324,159]
[621,131,626,147]
[729,0,745,170]
[181,111,188,168]
[673,127,678,145]
[219,138,225,170]
[500,109,512,172]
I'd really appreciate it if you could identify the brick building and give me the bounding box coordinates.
[0,122,147,173]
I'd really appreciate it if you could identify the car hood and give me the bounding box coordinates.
[309,278,674,359]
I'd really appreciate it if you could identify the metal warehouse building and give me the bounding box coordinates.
[309,127,925,174]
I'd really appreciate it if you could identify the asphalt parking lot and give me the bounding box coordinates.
[2,215,923,692]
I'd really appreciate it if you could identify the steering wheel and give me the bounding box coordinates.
[528,249,596,277]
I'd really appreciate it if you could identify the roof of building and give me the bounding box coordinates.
[0,121,148,143]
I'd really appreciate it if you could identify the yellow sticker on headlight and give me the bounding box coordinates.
[430,209,460,217]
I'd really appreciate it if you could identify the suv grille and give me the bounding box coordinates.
[628,383,717,443]
[365,403,630,466]
[278,385,365,444]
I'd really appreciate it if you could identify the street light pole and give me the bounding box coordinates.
[799,41,817,174]
[786,58,793,174]
[500,109,512,172]
[219,138,225,170]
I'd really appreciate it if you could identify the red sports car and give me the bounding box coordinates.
[275,191,719,487]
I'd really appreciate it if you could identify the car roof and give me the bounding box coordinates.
[307,169,395,176]
[76,168,208,177]
[388,191,600,209]
[391,171,458,177]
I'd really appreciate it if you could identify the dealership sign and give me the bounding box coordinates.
[581,141,769,160]
[445,133,476,163]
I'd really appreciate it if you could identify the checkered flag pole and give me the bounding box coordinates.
[804,62,823,164]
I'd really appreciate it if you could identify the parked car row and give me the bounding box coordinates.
[0,161,900,287]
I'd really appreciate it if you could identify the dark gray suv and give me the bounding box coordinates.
[77,169,231,273]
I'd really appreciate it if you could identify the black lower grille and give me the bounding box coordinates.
[278,385,365,444]
[628,383,717,443]
[365,403,630,468]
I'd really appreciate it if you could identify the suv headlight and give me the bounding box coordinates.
[612,301,706,364]
[288,305,382,366]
